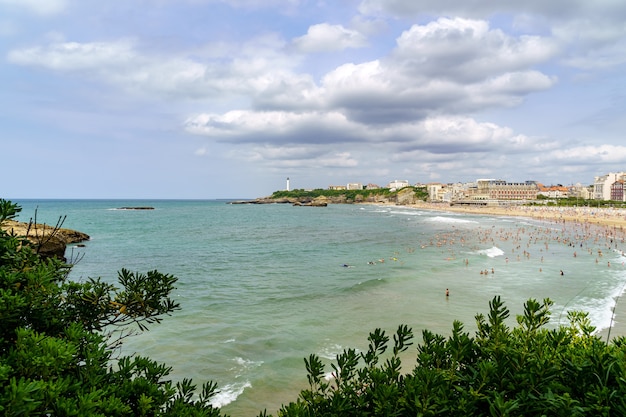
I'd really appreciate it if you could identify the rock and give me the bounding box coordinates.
[117,207,155,210]
[1,220,90,262]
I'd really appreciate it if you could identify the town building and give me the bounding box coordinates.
[593,172,626,200]
[469,179,538,201]
[328,185,347,191]
[611,180,625,201]
[569,183,593,200]
[387,180,410,191]
[537,183,569,199]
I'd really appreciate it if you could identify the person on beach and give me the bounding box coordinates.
[446,288,449,297]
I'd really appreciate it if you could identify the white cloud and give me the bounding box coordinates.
[8,40,137,71]
[358,0,625,20]
[7,38,289,100]
[314,19,557,123]
[185,110,367,144]
[185,107,532,161]
[392,18,558,82]
[551,145,626,163]
[292,23,368,53]
[0,0,67,15]
[359,0,626,72]
[7,16,557,121]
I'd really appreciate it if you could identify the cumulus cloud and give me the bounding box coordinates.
[292,23,368,53]
[392,18,558,82]
[358,0,625,21]
[358,0,626,71]
[185,110,368,144]
[315,18,556,124]
[8,40,137,71]
[7,38,293,100]
[8,16,556,119]
[551,145,626,164]
[0,0,67,15]
[185,108,532,161]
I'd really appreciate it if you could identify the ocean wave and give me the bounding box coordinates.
[210,381,252,408]
[388,209,423,216]
[209,357,263,407]
[475,246,505,258]
[554,270,626,333]
[426,216,478,224]
[318,343,344,360]
[230,357,263,378]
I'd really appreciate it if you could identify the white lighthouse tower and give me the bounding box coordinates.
[286,177,290,191]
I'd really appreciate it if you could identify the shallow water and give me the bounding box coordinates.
[13,199,626,416]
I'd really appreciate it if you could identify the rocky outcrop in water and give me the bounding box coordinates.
[1,220,90,262]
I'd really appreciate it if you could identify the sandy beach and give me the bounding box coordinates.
[409,202,626,229]
[402,202,626,341]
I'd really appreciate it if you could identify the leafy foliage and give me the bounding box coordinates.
[0,199,224,416]
[278,296,626,416]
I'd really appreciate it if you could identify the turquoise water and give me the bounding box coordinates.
[13,199,626,416]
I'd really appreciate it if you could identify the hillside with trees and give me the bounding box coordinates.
[269,186,429,203]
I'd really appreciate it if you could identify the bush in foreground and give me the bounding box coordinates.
[278,298,626,416]
[0,199,223,416]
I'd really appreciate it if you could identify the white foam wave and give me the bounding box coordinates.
[555,270,626,333]
[476,246,505,258]
[594,275,626,332]
[427,216,477,224]
[230,357,263,378]
[210,381,252,408]
[318,343,344,360]
[388,210,423,216]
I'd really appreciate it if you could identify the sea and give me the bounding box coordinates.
[11,199,626,416]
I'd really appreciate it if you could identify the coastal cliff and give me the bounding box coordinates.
[1,220,90,262]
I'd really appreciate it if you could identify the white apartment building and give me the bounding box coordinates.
[387,180,410,190]
[346,183,364,190]
[593,172,626,200]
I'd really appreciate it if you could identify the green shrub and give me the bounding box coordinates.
[278,297,626,416]
[0,199,224,416]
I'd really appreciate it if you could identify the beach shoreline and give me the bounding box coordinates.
[387,201,626,341]
[404,202,626,229]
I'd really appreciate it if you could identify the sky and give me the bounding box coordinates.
[1,0,625,199]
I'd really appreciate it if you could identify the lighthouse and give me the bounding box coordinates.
[286,177,290,192]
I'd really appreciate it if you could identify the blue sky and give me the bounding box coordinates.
[1,0,625,199]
